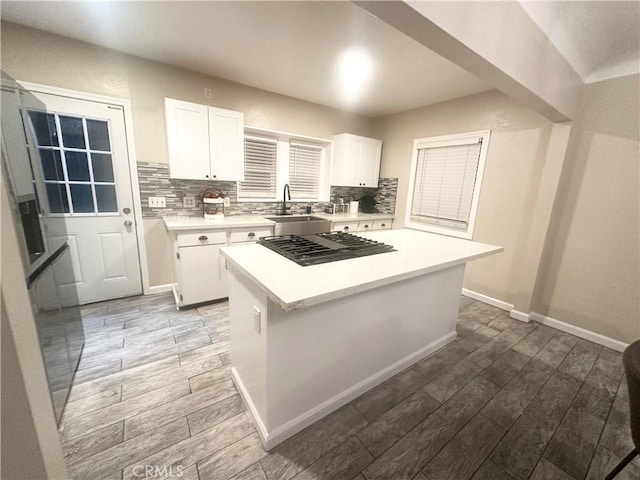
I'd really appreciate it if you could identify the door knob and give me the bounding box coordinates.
[124,220,133,228]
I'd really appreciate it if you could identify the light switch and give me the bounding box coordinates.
[223,197,231,207]
[253,306,261,334]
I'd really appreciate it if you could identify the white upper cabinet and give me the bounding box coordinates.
[208,106,244,182]
[165,98,244,181]
[331,133,382,188]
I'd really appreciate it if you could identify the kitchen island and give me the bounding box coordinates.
[220,229,502,449]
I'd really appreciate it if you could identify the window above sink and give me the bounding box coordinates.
[237,126,332,203]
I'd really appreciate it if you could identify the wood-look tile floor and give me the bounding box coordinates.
[61,293,638,480]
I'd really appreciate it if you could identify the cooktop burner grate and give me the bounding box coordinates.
[258,231,395,266]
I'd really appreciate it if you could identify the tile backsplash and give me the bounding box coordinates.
[137,162,397,218]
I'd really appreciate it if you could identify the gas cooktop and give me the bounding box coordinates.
[258,231,396,266]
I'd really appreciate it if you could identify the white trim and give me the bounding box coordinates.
[405,129,491,240]
[509,309,530,322]
[17,81,151,295]
[148,284,173,295]
[238,331,457,450]
[461,288,512,312]
[529,313,629,353]
[231,367,271,448]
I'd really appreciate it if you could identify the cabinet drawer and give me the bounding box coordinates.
[177,231,227,247]
[332,221,359,233]
[358,221,373,232]
[229,227,273,244]
[372,220,392,230]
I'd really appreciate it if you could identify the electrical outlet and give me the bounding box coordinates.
[253,306,261,334]
[148,196,166,208]
[223,196,230,207]
[183,196,195,208]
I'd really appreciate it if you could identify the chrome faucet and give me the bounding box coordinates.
[281,183,291,215]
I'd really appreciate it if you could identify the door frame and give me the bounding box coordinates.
[18,81,154,296]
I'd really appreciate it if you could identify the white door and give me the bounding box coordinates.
[24,92,142,305]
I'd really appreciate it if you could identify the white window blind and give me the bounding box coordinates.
[410,140,482,231]
[238,136,277,199]
[289,142,321,198]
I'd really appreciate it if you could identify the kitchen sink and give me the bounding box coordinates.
[265,215,332,236]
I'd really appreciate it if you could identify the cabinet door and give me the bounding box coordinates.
[332,221,358,233]
[178,244,228,306]
[165,98,210,180]
[208,107,244,181]
[358,221,373,232]
[331,134,361,187]
[358,137,382,187]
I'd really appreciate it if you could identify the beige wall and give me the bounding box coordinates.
[1,22,373,286]
[372,90,554,305]
[534,74,640,343]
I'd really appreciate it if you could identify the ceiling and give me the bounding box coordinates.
[520,1,640,83]
[1,1,638,118]
[0,1,490,118]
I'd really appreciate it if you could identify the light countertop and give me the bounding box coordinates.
[220,228,502,311]
[312,212,395,222]
[163,212,395,231]
[163,215,276,231]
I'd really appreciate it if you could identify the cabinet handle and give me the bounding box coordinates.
[364,224,369,229]
[248,232,255,237]
[381,223,386,227]
[344,226,349,230]
[205,175,209,179]
[198,235,208,241]
[212,174,217,179]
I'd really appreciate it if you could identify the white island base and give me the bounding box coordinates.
[228,261,465,450]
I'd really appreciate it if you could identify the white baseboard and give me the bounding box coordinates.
[237,331,457,450]
[529,312,628,353]
[509,309,530,322]
[461,288,513,312]
[147,284,173,295]
[231,367,270,446]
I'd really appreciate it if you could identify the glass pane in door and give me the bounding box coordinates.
[59,116,85,149]
[95,185,117,212]
[91,153,114,182]
[29,111,59,146]
[39,149,64,180]
[86,119,111,151]
[64,151,91,181]
[69,184,94,213]
[45,183,69,213]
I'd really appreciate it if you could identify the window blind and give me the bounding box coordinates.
[239,136,277,199]
[410,141,482,230]
[289,142,321,198]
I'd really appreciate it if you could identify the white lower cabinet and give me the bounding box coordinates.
[177,244,228,306]
[171,225,274,308]
[332,219,392,233]
[372,220,392,230]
